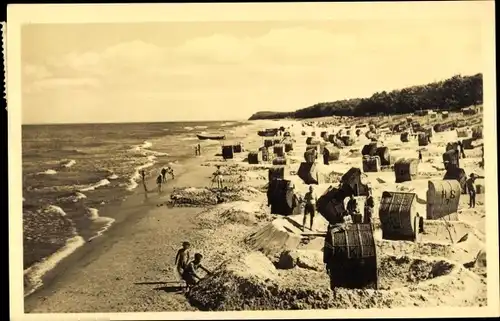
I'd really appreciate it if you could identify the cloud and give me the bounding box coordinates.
[21,23,483,123]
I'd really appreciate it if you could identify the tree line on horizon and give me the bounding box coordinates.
[248,73,483,120]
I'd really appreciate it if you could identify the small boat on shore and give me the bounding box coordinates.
[258,128,279,137]
[197,134,226,141]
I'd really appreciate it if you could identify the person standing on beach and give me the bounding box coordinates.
[364,189,375,224]
[213,165,224,189]
[175,241,191,282]
[156,174,163,194]
[197,144,201,156]
[161,167,168,183]
[302,185,317,231]
[458,140,466,159]
[346,195,357,216]
[418,150,423,163]
[140,169,146,182]
[466,173,484,208]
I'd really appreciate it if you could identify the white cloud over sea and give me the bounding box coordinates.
[22,20,483,124]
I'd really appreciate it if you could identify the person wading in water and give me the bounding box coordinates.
[156,174,163,194]
[161,167,167,183]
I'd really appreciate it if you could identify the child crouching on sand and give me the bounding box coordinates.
[182,253,211,293]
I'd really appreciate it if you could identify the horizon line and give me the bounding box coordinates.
[21,119,250,126]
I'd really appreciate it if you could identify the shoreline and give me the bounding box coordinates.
[23,130,230,308]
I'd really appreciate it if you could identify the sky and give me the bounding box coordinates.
[21,18,484,124]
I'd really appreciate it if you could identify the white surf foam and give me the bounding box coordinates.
[194,125,208,129]
[140,141,152,149]
[37,169,57,175]
[79,179,111,192]
[86,208,116,242]
[24,235,85,297]
[108,173,119,180]
[184,126,194,131]
[47,205,67,217]
[62,159,76,168]
[127,156,157,191]
[74,192,87,201]
[181,137,197,141]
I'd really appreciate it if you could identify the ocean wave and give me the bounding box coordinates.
[87,208,116,242]
[180,137,197,141]
[62,159,76,168]
[57,191,88,204]
[194,125,208,129]
[127,158,157,191]
[184,126,194,131]
[47,205,67,217]
[221,122,235,127]
[79,179,111,192]
[130,141,168,157]
[37,169,57,175]
[108,173,119,180]
[24,235,85,297]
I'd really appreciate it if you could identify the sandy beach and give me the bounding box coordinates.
[24,114,488,312]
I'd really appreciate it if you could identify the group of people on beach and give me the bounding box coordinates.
[194,144,202,156]
[175,241,211,293]
[140,166,175,194]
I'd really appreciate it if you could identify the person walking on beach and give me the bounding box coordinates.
[140,169,146,182]
[175,241,191,282]
[197,144,201,156]
[418,150,423,163]
[156,174,163,194]
[182,253,212,293]
[364,189,375,224]
[302,185,317,231]
[161,167,168,183]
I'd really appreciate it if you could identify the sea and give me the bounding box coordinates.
[21,120,243,296]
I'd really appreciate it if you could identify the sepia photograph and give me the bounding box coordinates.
[7,2,498,320]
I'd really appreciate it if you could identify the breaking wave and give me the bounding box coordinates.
[87,208,116,242]
[79,179,111,192]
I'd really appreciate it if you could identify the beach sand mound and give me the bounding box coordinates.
[197,201,273,229]
[169,186,263,207]
[374,220,485,265]
[187,252,484,311]
[276,249,324,271]
[245,218,303,256]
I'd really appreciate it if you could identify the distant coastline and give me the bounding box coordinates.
[248,73,483,120]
